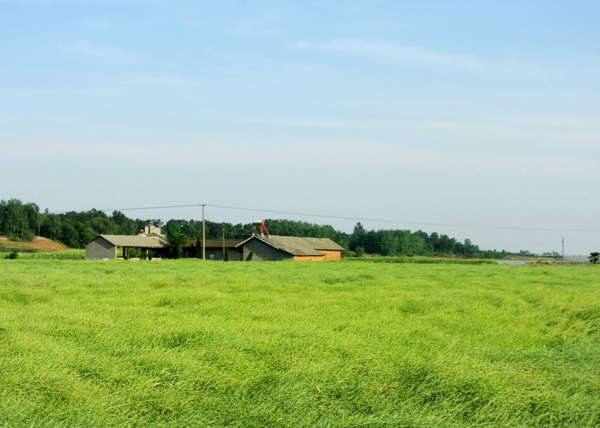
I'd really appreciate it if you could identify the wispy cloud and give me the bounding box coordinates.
[125,75,205,88]
[240,114,600,148]
[3,140,598,180]
[295,40,484,71]
[294,39,548,78]
[233,14,281,38]
[66,41,143,63]
[84,21,110,31]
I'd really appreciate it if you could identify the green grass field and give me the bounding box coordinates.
[1,260,599,427]
[0,249,85,260]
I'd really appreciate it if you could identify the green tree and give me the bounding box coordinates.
[167,232,189,259]
[351,222,366,251]
[23,202,40,238]
[590,252,599,264]
[463,239,478,258]
[61,223,80,248]
[1,199,28,238]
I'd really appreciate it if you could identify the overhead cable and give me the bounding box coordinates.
[208,204,600,233]
[49,202,600,233]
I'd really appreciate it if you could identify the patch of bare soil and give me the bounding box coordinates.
[0,236,69,251]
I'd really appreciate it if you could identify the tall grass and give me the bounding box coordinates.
[0,260,599,426]
[0,249,84,260]
[0,245,38,253]
[352,256,497,264]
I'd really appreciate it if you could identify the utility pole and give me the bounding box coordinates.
[562,237,564,265]
[202,204,206,260]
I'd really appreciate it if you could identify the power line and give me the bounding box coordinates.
[208,204,600,233]
[110,203,202,211]
[48,202,600,233]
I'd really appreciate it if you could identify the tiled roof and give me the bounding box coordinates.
[236,235,345,256]
[97,234,168,249]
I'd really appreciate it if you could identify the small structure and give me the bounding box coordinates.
[251,220,270,237]
[85,234,168,260]
[183,239,244,261]
[236,235,345,261]
[144,224,164,236]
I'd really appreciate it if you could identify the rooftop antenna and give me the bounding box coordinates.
[252,220,270,238]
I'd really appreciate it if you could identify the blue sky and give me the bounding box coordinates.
[1,0,599,254]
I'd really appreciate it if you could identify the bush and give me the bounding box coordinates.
[5,251,19,259]
[246,251,254,261]
[126,248,142,259]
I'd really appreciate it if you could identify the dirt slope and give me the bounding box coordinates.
[0,236,69,251]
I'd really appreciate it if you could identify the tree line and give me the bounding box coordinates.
[1,198,508,258]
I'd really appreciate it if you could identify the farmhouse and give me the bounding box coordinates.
[85,223,346,261]
[237,235,345,261]
[85,234,168,259]
[85,225,168,260]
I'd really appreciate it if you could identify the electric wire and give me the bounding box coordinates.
[49,202,600,233]
[208,204,600,233]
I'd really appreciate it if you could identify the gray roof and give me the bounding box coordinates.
[236,235,345,256]
[97,234,168,249]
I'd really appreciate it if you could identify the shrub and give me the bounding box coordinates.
[5,251,18,259]
[246,251,254,261]
[126,248,142,259]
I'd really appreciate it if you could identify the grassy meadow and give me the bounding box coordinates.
[0,249,85,260]
[0,259,599,427]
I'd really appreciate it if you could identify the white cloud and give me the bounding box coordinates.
[294,39,548,78]
[296,39,484,71]
[125,75,205,88]
[66,41,143,63]
[240,115,600,148]
[2,141,598,180]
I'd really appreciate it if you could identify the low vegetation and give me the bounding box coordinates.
[1,260,599,426]
[0,249,85,260]
[352,256,497,265]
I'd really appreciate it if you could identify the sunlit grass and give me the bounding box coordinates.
[0,260,599,426]
[0,249,85,260]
